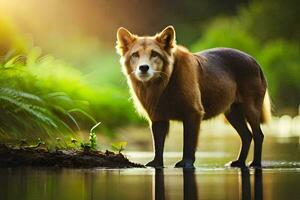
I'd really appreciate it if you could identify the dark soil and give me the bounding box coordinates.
[0,144,144,168]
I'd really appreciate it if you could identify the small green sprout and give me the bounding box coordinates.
[88,122,101,150]
[79,122,101,152]
[89,132,97,150]
[111,141,127,154]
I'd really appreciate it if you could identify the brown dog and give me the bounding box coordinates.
[116,26,271,168]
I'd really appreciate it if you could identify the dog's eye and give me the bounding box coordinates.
[131,52,139,58]
[151,51,160,58]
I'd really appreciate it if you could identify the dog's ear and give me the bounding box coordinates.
[116,27,136,56]
[156,25,176,51]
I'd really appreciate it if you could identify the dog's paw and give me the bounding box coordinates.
[225,160,247,168]
[174,159,195,168]
[146,159,163,168]
[248,161,262,168]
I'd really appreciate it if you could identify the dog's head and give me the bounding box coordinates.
[116,26,176,83]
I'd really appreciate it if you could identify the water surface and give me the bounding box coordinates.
[0,136,299,200]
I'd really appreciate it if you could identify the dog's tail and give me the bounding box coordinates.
[261,90,272,123]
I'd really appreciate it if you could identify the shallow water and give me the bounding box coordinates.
[0,136,299,200]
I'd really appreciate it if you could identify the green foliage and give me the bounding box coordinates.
[0,87,79,141]
[238,0,300,42]
[258,41,300,109]
[0,53,96,141]
[191,18,260,56]
[111,141,127,154]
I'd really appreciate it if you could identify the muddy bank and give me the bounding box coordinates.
[0,144,144,168]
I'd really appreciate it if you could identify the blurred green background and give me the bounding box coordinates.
[0,0,299,145]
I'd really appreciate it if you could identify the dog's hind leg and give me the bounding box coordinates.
[243,104,264,167]
[225,103,253,168]
[249,126,264,167]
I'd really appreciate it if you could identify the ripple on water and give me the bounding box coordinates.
[261,160,300,169]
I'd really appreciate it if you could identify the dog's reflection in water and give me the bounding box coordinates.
[241,168,263,200]
[153,169,165,200]
[153,168,263,200]
[153,168,198,200]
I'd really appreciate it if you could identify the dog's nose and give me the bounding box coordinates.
[139,65,149,73]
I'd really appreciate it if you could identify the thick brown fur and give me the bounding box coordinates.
[116,26,271,168]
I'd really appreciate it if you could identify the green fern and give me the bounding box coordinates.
[0,87,96,141]
[0,53,97,143]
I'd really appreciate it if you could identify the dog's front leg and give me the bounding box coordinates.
[146,121,169,168]
[175,113,201,168]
